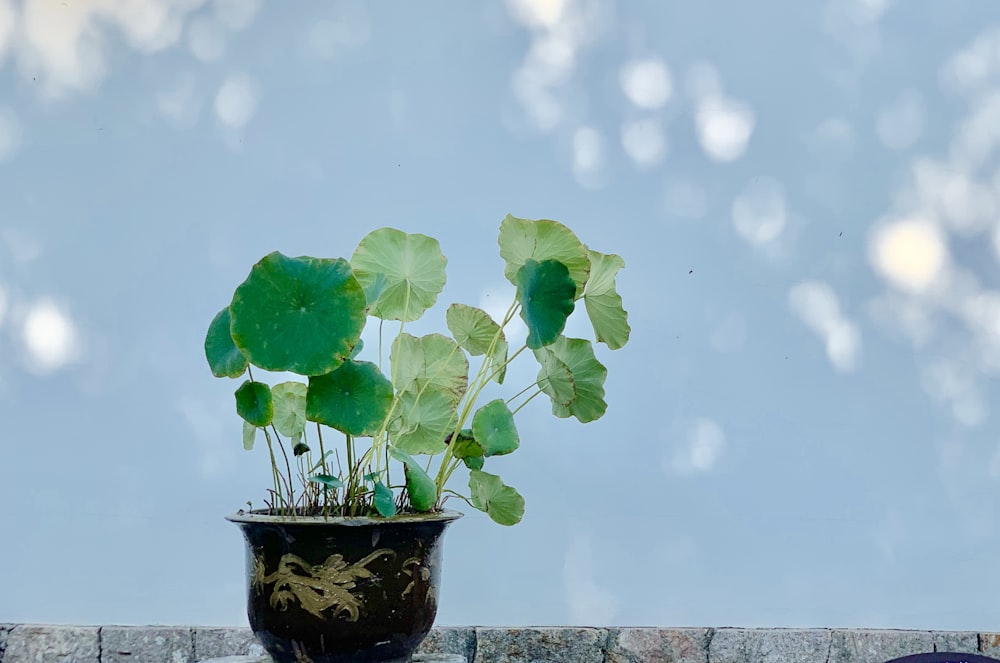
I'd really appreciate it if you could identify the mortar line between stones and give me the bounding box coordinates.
[98,625,104,663]
[600,626,613,663]
[705,627,715,663]
[469,626,478,663]
[825,628,832,663]
[190,626,197,662]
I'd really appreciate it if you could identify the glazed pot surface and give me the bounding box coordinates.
[228,510,462,663]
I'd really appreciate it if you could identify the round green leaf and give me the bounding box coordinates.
[446,304,508,383]
[272,381,307,438]
[205,307,248,378]
[534,336,608,423]
[389,447,436,512]
[389,389,456,455]
[235,380,273,427]
[468,470,524,526]
[498,214,590,297]
[517,259,577,349]
[229,252,366,376]
[450,429,483,460]
[351,228,447,322]
[446,304,504,356]
[373,481,397,517]
[306,360,393,436]
[391,333,469,405]
[583,250,630,350]
[464,456,484,470]
[472,399,519,457]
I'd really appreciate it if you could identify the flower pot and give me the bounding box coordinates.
[227,510,462,663]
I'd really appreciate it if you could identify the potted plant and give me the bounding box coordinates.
[205,214,630,663]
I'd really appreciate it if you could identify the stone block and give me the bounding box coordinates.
[192,628,265,660]
[829,629,935,663]
[932,630,979,655]
[473,627,607,663]
[3,625,100,663]
[416,627,476,661]
[708,628,831,663]
[101,626,194,663]
[197,656,465,662]
[606,627,709,663]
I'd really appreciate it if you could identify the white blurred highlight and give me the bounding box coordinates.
[571,125,605,188]
[22,299,80,374]
[157,72,201,129]
[870,219,947,293]
[789,281,862,372]
[695,97,755,162]
[668,418,726,474]
[619,58,672,110]
[732,176,786,247]
[303,2,371,60]
[620,118,666,168]
[214,73,258,129]
[506,0,606,132]
[562,533,619,624]
[187,15,225,61]
[0,0,14,65]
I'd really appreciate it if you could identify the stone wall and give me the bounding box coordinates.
[2,625,999,662]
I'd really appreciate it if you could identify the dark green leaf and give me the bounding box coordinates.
[450,430,484,460]
[308,474,344,489]
[389,447,436,512]
[517,259,576,349]
[229,252,367,376]
[235,380,273,427]
[373,481,397,517]
[471,399,519,456]
[306,360,393,436]
[463,455,484,470]
[292,442,310,456]
[498,214,591,297]
[205,307,248,378]
[468,470,524,526]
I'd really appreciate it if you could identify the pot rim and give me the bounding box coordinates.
[225,508,464,526]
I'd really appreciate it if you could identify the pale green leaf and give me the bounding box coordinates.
[469,470,525,526]
[533,336,608,423]
[351,228,447,322]
[498,214,590,297]
[271,381,307,438]
[390,333,468,405]
[583,250,630,350]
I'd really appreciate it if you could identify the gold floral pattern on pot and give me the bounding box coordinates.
[253,548,394,621]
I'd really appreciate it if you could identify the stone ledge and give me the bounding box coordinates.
[0,626,997,663]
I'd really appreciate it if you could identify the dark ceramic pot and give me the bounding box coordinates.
[227,510,462,663]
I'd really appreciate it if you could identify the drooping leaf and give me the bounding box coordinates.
[389,447,436,512]
[205,307,248,378]
[463,456,484,470]
[292,442,310,456]
[229,252,366,376]
[271,382,307,438]
[472,400,519,457]
[308,474,344,489]
[389,389,456,455]
[468,470,524,526]
[242,420,257,450]
[583,250,630,350]
[391,333,468,404]
[516,259,576,349]
[490,338,509,384]
[306,360,393,436]
[235,380,273,427]
[373,481,397,517]
[351,228,447,322]
[498,214,590,297]
[534,336,608,423]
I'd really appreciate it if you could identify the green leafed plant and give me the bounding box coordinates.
[205,215,629,524]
